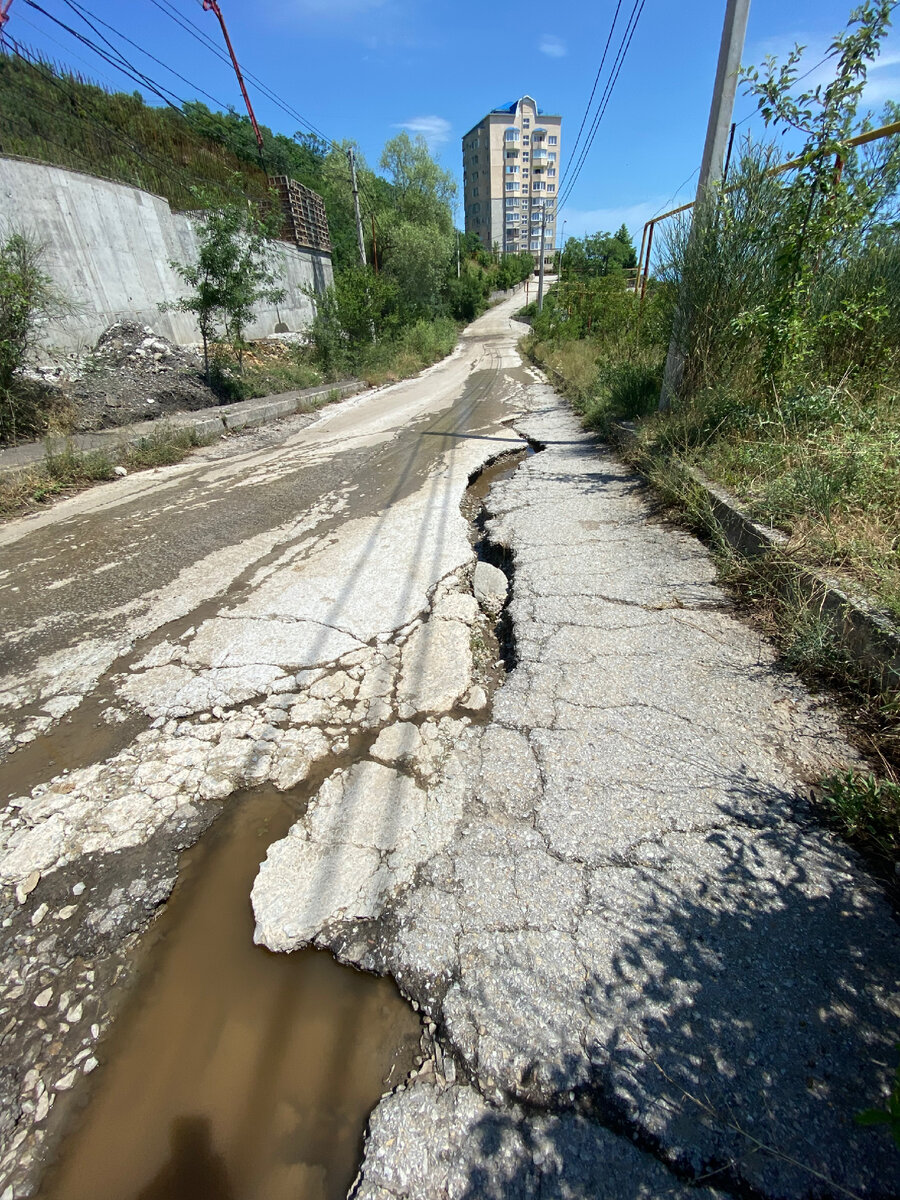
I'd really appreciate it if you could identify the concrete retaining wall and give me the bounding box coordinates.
[0,157,333,352]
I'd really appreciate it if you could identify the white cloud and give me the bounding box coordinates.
[870,49,900,70]
[539,35,566,58]
[393,115,452,149]
[861,72,900,105]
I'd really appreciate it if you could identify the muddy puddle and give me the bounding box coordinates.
[36,786,422,1200]
[461,445,533,518]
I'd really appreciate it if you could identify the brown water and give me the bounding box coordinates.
[37,786,422,1200]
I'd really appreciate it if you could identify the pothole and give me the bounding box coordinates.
[31,742,422,1200]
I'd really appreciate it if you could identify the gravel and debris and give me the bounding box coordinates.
[52,321,217,432]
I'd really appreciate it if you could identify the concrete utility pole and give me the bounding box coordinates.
[456,230,461,279]
[348,148,367,268]
[659,0,751,411]
[537,216,547,312]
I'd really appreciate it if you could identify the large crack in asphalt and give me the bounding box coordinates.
[286,391,900,1200]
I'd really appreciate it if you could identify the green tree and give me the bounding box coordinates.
[164,188,285,376]
[380,219,453,320]
[741,0,897,374]
[379,133,457,232]
[564,226,637,277]
[0,227,73,442]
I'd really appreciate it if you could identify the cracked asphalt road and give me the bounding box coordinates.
[1,291,899,1199]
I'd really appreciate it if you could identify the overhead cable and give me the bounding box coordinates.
[557,0,646,213]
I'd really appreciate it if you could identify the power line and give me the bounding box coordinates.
[21,0,185,108]
[558,0,645,210]
[63,0,231,110]
[557,0,646,213]
[148,0,333,144]
[561,0,623,188]
[10,9,128,91]
[650,165,700,219]
[2,35,256,200]
[557,0,638,203]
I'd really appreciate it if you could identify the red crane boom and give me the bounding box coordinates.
[201,0,264,155]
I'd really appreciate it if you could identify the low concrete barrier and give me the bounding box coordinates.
[0,380,365,476]
[609,419,900,692]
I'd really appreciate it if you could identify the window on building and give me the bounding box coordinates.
[548,152,556,162]
[530,240,539,250]
[506,165,519,174]
[473,188,479,197]
[548,135,557,144]
[505,182,518,192]
[523,118,530,127]
[547,184,555,193]
[505,128,519,142]
[548,169,556,177]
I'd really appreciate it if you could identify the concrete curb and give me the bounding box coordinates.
[609,419,900,691]
[0,379,366,476]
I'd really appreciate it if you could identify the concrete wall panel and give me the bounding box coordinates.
[0,157,333,352]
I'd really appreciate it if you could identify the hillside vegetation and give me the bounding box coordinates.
[0,49,535,444]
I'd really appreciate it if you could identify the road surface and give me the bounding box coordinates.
[1,291,898,1200]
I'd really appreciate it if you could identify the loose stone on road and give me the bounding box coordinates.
[1,292,898,1199]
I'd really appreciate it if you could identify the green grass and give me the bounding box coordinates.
[818,770,900,861]
[208,346,324,404]
[0,424,212,520]
[343,318,459,387]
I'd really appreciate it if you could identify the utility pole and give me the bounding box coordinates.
[537,215,547,312]
[659,0,751,411]
[348,148,367,267]
[370,214,378,274]
[456,229,461,279]
[0,1,14,37]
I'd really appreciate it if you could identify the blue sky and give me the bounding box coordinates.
[6,0,899,246]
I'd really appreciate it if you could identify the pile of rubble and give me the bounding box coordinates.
[62,322,218,432]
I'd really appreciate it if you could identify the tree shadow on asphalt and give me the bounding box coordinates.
[455,783,900,1200]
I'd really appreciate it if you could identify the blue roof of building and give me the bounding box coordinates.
[490,99,546,115]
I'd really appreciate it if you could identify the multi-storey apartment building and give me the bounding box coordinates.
[462,95,561,268]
